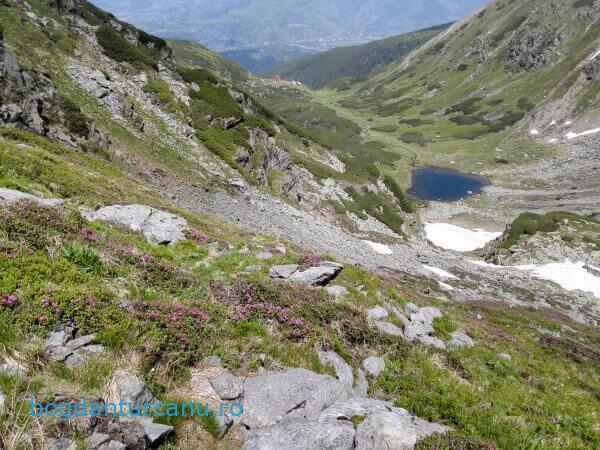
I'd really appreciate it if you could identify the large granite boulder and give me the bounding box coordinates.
[243,420,355,450]
[0,188,63,206]
[239,368,349,429]
[83,204,187,245]
[269,262,343,286]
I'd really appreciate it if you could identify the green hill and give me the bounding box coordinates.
[166,38,250,84]
[260,23,450,89]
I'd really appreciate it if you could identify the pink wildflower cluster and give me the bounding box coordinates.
[131,300,209,331]
[41,296,62,315]
[80,227,99,241]
[1,294,21,307]
[233,283,309,337]
[185,228,215,245]
[299,253,325,268]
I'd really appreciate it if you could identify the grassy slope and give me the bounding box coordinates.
[0,1,598,449]
[166,38,251,84]
[1,129,599,449]
[259,23,450,89]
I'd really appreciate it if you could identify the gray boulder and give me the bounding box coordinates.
[42,331,72,361]
[0,389,4,415]
[317,351,354,391]
[256,252,274,260]
[240,368,349,429]
[117,376,156,411]
[47,437,77,450]
[135,418,173,447]
[83,433,111,450]
[499,353,512,360]
[447,331,475,349]
[374,321,403,336]
[269,264,299,280]
[325,285,349,301]
[355,411,418,450]
[210,373,245,400]
[288,262,343,286]
[0,188,63,206]
[365,305,388,322]
[243,420,355,450]
[353,368,368,398]
[420,335,447,350]
[362,356,385,379]
[66,334,96,351]
[83,204,187,245]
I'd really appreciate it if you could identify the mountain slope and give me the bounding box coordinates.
[0,2,599,449]
[259,23,451,89]
[91,0,486,68]
[166,38,250,84]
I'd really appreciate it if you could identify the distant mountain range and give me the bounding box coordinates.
[259,23,451,89]
[91,0,487,70]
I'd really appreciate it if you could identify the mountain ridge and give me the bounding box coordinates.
[259,23,452,89]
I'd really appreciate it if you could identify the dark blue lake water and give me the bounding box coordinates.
[408,167,489,202]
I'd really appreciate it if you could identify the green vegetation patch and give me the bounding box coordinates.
[95,25,157,70]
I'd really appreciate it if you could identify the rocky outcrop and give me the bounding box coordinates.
[0,42,52,134]
[243,420,355,450]
[0,188,63,206]
[212,363,449,449]
[269,262,343,286]
[507,30,565,69]
[362,356,385,379]
[583,55,598,81]
[447,330,475,349]
[83,204,188,245]
[41,329,106,367]
[404,305,446,350]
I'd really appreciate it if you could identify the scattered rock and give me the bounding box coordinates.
[243,420,355,450]
[117,376,156,411]
[0,188,63,206]
[317,351,354,391]
[374,321,403,336]
[66,334,96,351]
[288,261,344,286]
[0,389,4,415]
[365,305,388,322]
[222,117,242,130]
[255,252,274,260]
[353,368,368,398]
[210,373,244,400]
[447,331,475,349]
[83,433,111,450]
[200,356,223,368]
[133,418,173,447]
[499,353,512,361]
[325,285,349,300]
[405,302,420,315]
[362,356,385,379]
[269,264,299,279]
[42,331,72,361]
[355,411,418,450]
[47,437,77,450]
[83,204,187,245]
[243,264,263,274]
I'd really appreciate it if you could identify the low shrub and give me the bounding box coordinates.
[59,96,90,137]
[95,25,156,69]
[400,131,428,147]
[498,212,560,248]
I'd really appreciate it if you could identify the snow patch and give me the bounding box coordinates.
[438,281,455,291]
[530,129,539,135]
[515,261,600,298]
[566,128,600,140]
[362,240,393,255]
[424,223,502,252]
[589,49,600,61]
[423,265,458,279]
[469,260,600,298]
[548,138,558,143]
